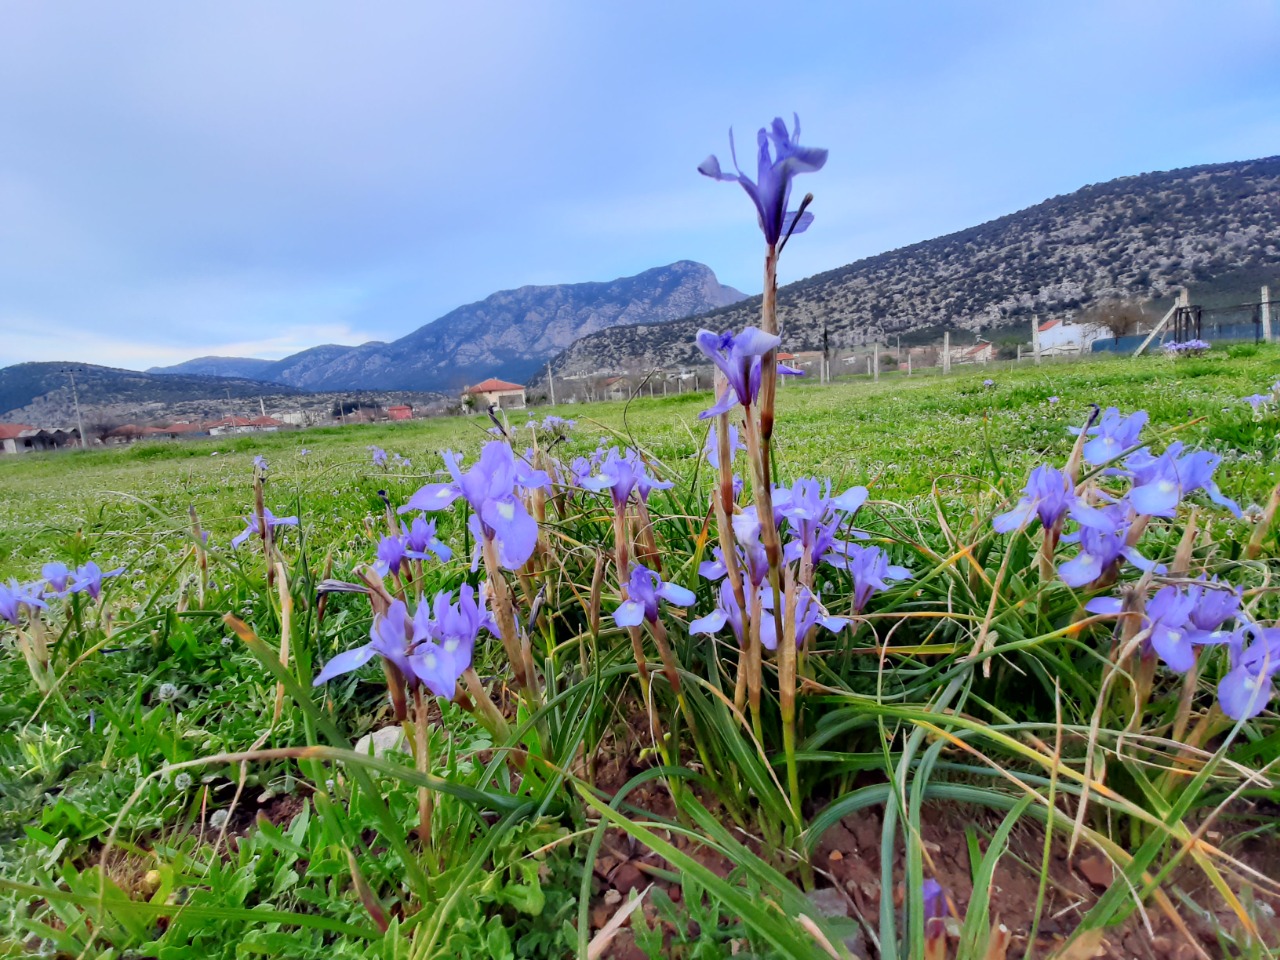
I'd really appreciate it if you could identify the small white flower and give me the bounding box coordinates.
[174,772,193,791]
[209,809,230,829]
[157,682,180,702]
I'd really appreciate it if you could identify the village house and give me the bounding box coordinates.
[463,378,526,410]
[600,376,629,401]
[0,424,81,454]
[946,341,995,365]
[386,404,413,421]
[1037,317,1100,356]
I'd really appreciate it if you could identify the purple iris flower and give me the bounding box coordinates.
[42,562,74,595]
[253,455,268,472]
[1073,407,1149,465]
[694,327,803,420]
[758,584,849,650]
[0,579,47,624]
[392,452,412,469]
[231,507,300,549]
[689,579,746,647]
[777,478,869,566]
[67,561,124,601]
[580,447,672,507]
[399,442,548,571]
[1142,586,1199,672]
[1126,445,1241,518]
[698,113,827,245]
[1048,396,1060,405]
[922,878,947,923]
[1244,394,1270,411]
[313,599,416,686]
[992,464,1076,532]
[840,545,913,613]
[612,565,696,628]
[407,584,493,699]
[1185,581,1242,640]
[374,534,407,577]
[700,539,769,588]
[704,423,744,471]
[1218,625,1279,721]
[1057,505,1157,587]
[368,445,389,468]
[299,448,310,457]
[401,516,452,563]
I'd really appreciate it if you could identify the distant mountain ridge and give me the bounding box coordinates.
[148,261,745,392]
[0,362,307,423]
[145,356,283,381]
[551,156,1280,374]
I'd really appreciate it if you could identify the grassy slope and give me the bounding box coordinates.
[2,347,1277,581]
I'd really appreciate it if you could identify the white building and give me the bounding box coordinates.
[1037,318,1100,356]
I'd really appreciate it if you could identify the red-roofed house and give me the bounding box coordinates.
[0,423,38,454]
[464,378,526,410]
[387,405,413,421]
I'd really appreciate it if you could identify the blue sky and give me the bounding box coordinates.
[2,1,1278,369]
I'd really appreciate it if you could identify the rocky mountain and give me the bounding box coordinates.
[0,362,306,423]
[149,261,744,392]
[145,356,283,381]
[551,156,1280,374]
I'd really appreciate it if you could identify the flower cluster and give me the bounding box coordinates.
[401,442,549,571]
[1000,407,1241,589]
[314,585,495,700]
[1162,339,1211,357]
[1,559,124,625]
[579,446,672,507]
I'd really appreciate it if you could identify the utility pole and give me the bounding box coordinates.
[546,362,556,405]
[65,367,85,448]
[1032,316,1042,365]
[873,343,880,381]
[943,332,951,374]
[259,397,266,418]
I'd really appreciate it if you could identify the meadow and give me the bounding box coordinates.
[2,346,1279,960]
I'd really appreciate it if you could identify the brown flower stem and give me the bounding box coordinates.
[189,505,207,605]
[714,408,751,713]
[741,411,786,714]
[253,475,276,589]
[613,502,669,764]
[480,536,535,696]
[747,587,764,745]
[1246,482,1280,560]
[779,568,801,829]
[461,667,513,743]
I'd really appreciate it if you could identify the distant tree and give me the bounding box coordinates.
[85,417,123,444]
[1080,299,1153,343]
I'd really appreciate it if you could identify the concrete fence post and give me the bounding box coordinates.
[1262,285,1272,343]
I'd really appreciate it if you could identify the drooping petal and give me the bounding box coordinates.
[612,599,646,628]
[698,387,740,421]
[658,582,697,608]
[400,482,462,514]
[1218,666,1274,721]
[312,643,377,686]
[480,496,539,570]
[689,609,728,636]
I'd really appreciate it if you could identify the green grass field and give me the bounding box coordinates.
[2,345,1279,959]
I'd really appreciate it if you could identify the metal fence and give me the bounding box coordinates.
[1092,298,1267,353]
